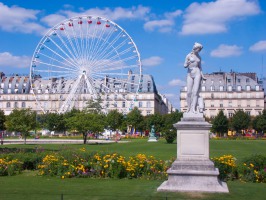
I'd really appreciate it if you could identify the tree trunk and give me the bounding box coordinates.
[83,133,88,144]
[24,134,27,145]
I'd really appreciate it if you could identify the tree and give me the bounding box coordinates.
[5,109,36,144]
[106,110,124,131]
[211,110,229,137]
[126,107,144,134]
[230,110,251,135]
[85,97,103,114]
[253,110,266,134]
[162,111,183,131]
[0,109,5,131]
[66,112,104,144]
[144,113,164,133]
[43,113,66,134]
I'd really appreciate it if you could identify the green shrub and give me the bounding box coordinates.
[238,154,266,183]
[163,130,176,143]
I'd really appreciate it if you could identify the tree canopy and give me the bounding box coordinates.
[211,110,229,137]
[230,110,251,134]
[5,109,37,144]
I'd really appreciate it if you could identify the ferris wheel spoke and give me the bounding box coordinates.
[89,26,116,65]
[47,36,80,69]
[40,44,80,70]
[87,22,104,64]
[96,48,135,70]
[94,55,138,72]
[62,28,81,62]
[71,26,84,64]
[38,52,79,71]
[55,32,80,64]
[89,22,108,64]
[90,38,129,67]
[35,60,78,73]
[88,29,124,66]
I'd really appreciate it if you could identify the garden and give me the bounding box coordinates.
[1,139,266,200]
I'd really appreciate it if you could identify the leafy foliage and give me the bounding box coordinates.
[5,109,37,144]
[253,110,266,133]
[0,109,6,130]
[65,111,105,144]
[211,110,229,137]
[106,110,124,131]
[126,107,144,132]
[230,110,251,134]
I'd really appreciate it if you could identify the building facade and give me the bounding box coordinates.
[0,72,174,115]
[180,72,265,118]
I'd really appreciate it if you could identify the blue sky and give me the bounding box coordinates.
[0,0,266,109]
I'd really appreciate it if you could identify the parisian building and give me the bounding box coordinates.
[0,71,175,115]
[180,71,265,118]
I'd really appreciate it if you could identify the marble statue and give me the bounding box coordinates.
[184,42,206,114]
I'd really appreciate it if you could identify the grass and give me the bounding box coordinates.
[1,138,266,200]
[1,171,266,200]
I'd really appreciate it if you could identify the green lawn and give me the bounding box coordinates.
[1,139,266,200]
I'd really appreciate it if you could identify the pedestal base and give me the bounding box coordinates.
[157,159,229,193]
[157,115,229,193]
[148,137,157,142]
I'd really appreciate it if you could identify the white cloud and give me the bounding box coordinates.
[168,79,186,86]
[0,52,31,68]
[144,19,174,32]
[0,2,46,34]
[41,14,67,27]
[53,5,151,21]
[181,0,260,35]
[249,40,266,52]
[142,56,163,67]
[144,9,182,33]
[210,44,243,57]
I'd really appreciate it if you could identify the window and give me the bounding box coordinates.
[147,101,151,108]
[219,86,223,91]
[201,86,206,91]
[246,111,251,116]
[14,102,18,108]
[246,85,251,91]
[255,85,260,91]
[139,101,142,108]
[219,79,222,84]
[220,104,223,107]
[210,86,215,91]
[6,102,11,108]
[237,86,241,91]
[246,78,250,83]
[228,86,232,91]
[211,104,214,107]
[227,79,231,83]
[228,113,234,118]
[237,79,241,83]
[122,102,125,108]
[146,110,151,115]
[211,79,214,84]
[114,102,117,107]
[211,93,214,99]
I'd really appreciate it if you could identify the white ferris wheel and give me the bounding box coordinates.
[30,15,142,114]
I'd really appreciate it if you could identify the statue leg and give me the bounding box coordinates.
[191,74,201,113]
[186,75,193,113]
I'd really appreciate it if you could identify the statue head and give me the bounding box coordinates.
[192,42,203,52]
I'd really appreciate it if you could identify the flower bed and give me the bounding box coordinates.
[37,150,172,179]
[0,158,23,176]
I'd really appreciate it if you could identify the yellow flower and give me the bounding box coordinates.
[61,176,65,179]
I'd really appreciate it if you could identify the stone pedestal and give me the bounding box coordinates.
[148,136,158,142]
[157,114,228,193]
